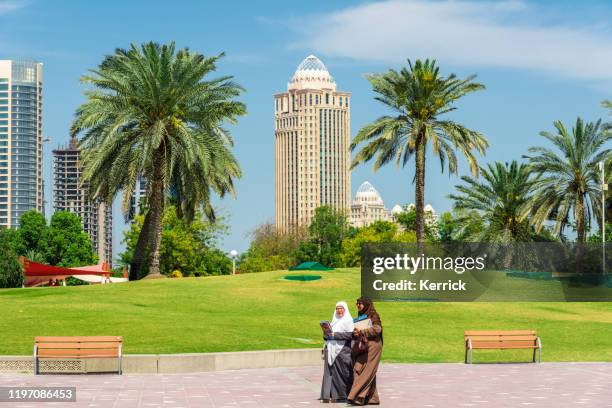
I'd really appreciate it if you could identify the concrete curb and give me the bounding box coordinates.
[0,348,322,374]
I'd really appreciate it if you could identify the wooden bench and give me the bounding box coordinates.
[464,330,541,364]
[34,336,123,374]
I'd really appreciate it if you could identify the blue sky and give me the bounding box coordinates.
[1,0,611,259]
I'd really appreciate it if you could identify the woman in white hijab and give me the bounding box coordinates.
[320,301,355,403]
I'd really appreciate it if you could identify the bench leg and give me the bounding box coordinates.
[469,348,473,364]
[533,348,536,363]
[118,344,123,375]
[465,347,468,364]
[33,345,38,375]
[539,347,542,363]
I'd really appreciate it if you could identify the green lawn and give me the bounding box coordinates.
[1,268,612,363]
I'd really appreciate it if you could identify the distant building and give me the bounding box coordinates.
[129,176,147,220]
[52,137,113,265]
[391,204,403,215]
[350,181,391,227]
[274,55,351,231]
[0,59,44,227]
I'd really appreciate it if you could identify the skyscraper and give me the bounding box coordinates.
[129,176,147,220]
[0,59,44,227]
[53,137,113,265]
[274,55,351,231]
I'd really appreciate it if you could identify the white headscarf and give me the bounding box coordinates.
[326,301,354,366]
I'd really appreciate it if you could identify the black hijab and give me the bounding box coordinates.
[357,297,382,328]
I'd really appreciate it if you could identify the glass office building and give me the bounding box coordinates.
[0,59,44,228]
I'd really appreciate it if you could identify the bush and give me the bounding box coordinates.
[239,222,307,273]
[169,270,183,278]
[0,237,24,288]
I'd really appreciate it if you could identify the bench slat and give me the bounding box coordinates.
[37,349,119,358]
[37,342,121,350]
[471,341,537,349]
[464,330,536,336]
[466,336,537,341]
[471,345,538,350]
[36,336,122,343]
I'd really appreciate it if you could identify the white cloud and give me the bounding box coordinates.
[0,0,25,15]
[291,0,612,82]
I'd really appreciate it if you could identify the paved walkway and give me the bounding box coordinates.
[1,363,612,407]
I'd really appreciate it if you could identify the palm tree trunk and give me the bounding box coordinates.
[575,192,586,275]
[129,210,152,280]
[576,193,586,243]
[144,154,166,278]
[415,132,426,244]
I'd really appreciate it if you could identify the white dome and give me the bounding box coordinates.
[425,204,435,213]
[288,55,336,91]
[353,181,384,206]
[391,204,403,214]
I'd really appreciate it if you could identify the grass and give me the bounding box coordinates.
[1,268,612,363]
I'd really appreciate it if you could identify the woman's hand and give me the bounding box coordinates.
[352,328,360,337]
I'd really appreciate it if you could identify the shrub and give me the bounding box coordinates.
[0,237,24,288]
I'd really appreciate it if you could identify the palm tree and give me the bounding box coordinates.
[71,42,246,278]
[351,59,488,243]
[448,161,536,242]
[524,118,610,242]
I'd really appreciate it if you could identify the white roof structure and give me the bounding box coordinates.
[391,203,436,214]
[353,181,384,206]
[288,55,336,91]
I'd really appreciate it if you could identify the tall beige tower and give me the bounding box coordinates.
[0,59,44,228]
[274,55,351,231]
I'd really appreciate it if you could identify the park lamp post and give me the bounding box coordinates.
[600,161,607,275]
[229,250,238,275]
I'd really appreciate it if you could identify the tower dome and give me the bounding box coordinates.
[288,55,336,91]
[353,181,384,206]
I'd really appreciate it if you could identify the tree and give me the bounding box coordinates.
[0,227,25,256]
[18,210,47,253]
[41,211,97,267]
[72,42,245,278]
[587,224,612,243]
[239,222,307,273]
[524,118,611,242]
[120,205,229,277]
[295,206,350,267]
[448,161,536,242]
[0,234,23,288]
[351,59,488,243]
[394,206,439,241]
[339,221,416,267]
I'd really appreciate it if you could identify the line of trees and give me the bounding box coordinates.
[351,59,611,245]
[239,62,609,271]
[118,205,232,278]
[0,211,98,288]
[53,48,610,279]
